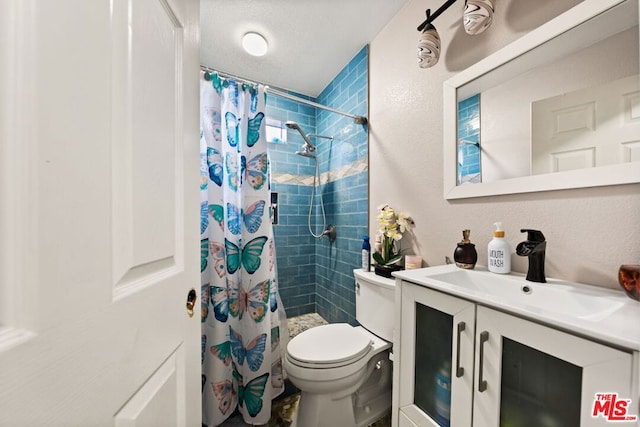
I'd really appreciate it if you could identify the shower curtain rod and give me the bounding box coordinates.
[200,65,368,125]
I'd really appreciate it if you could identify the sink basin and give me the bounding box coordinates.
[394,264,640,351]
[426,268,627,321]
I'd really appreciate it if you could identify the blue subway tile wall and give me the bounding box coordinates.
[267,89,318,318]
[267,45,369,323]
[315,46,369,325]
[315,173,368,324]
[271,182,316,317]
[457,94,481,184]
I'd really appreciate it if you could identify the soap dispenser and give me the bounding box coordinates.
[454,229,477,269]
[488,222,511,274]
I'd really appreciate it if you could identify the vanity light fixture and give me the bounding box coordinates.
[242,32,269,57]
[417,0,495,68]
[417,12,441,68]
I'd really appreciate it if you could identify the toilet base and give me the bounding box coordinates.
[296,391,354,427]
[291,351,392,427]
[293,390,391,427]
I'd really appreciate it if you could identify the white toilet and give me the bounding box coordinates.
[284,269,395,427]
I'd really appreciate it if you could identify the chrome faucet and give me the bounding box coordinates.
[516,229,546,283]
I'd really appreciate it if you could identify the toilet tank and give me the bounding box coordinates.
[354,269,396,342]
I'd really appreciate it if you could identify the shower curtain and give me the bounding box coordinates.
[200,72,284,426]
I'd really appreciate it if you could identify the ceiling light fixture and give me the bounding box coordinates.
[242,32,269,57]
[416,0,495,68]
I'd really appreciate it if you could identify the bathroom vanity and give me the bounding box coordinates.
[391,265,640,427]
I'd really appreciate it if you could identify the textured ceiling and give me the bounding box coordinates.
[200,0,410,97]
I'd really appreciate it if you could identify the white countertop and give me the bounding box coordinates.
[393,264,640,352]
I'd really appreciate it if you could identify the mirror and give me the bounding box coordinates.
[444,0,640,199]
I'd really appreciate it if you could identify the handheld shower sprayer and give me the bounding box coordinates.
[285,121,316,153]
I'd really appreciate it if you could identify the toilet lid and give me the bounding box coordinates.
[287,323,373,367]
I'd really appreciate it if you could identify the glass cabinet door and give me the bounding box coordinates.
[398,282,475,427]
[474,306,634,427]
[414,302,453,426]
[500,337,582,426]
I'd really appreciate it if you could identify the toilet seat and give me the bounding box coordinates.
[287,323,373,369]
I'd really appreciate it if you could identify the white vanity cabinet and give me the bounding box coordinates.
[393,278,638,427]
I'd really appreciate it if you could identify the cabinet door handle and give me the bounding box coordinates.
[455,321,466,378]
[478,331,489,392]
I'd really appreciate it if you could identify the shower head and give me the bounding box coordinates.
[295,150,316,159]
[285,121,316,151]
[284,120,303,132]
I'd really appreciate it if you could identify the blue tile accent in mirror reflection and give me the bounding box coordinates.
[457,94,481,184]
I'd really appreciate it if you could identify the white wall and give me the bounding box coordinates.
[369,0,640,289]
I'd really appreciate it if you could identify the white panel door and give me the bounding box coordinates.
[0,0,200,425]
[532,74,640,174]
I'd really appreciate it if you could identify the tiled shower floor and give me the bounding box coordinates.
[217,313,391,427]
[286,312,328,339]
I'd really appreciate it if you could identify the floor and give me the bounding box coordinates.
[285,312,328,340]
[217,313,391,427]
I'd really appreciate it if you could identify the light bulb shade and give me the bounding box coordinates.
[417,26,441,69]
[463,0,495,35]
[242,32,268,56]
